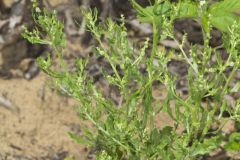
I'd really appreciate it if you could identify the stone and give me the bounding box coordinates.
[1,40,27,71]
[2,0,15,8]
[48,0,69,7]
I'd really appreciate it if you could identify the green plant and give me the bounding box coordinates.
[224,132,240,151]
[23,0,240,159]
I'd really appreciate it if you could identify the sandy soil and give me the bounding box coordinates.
[0,73,88,160]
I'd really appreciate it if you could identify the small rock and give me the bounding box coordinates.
[2,0,15,8]
[129,19,152,35]
[222,120,235,134]
[236,70,240,80]
[1,40,27,73]
[224,95,236,108]
[48,0,69,7]
[160,40,179,49]
[19,58,31,71]
[0,95,20,114]
[52,151,69,160]
[10,68,24,77]
[24,60,40,80]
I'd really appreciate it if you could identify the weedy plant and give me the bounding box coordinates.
[23,0,240,159]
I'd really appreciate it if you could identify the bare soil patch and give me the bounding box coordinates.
[0,73,88,160]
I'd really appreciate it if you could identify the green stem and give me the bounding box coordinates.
[200,63,238,139]
[53,46,67,71]
[151,20,159,60]
[84,111,131,151]
[97,38,122,84]
[172,37,198,74]
[221,65,238,98]
[146,19,160,130]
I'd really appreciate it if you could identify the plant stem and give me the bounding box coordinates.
[84,111,131,151]
[173,37,198,74]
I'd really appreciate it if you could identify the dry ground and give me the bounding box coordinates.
[0,73,88,160]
